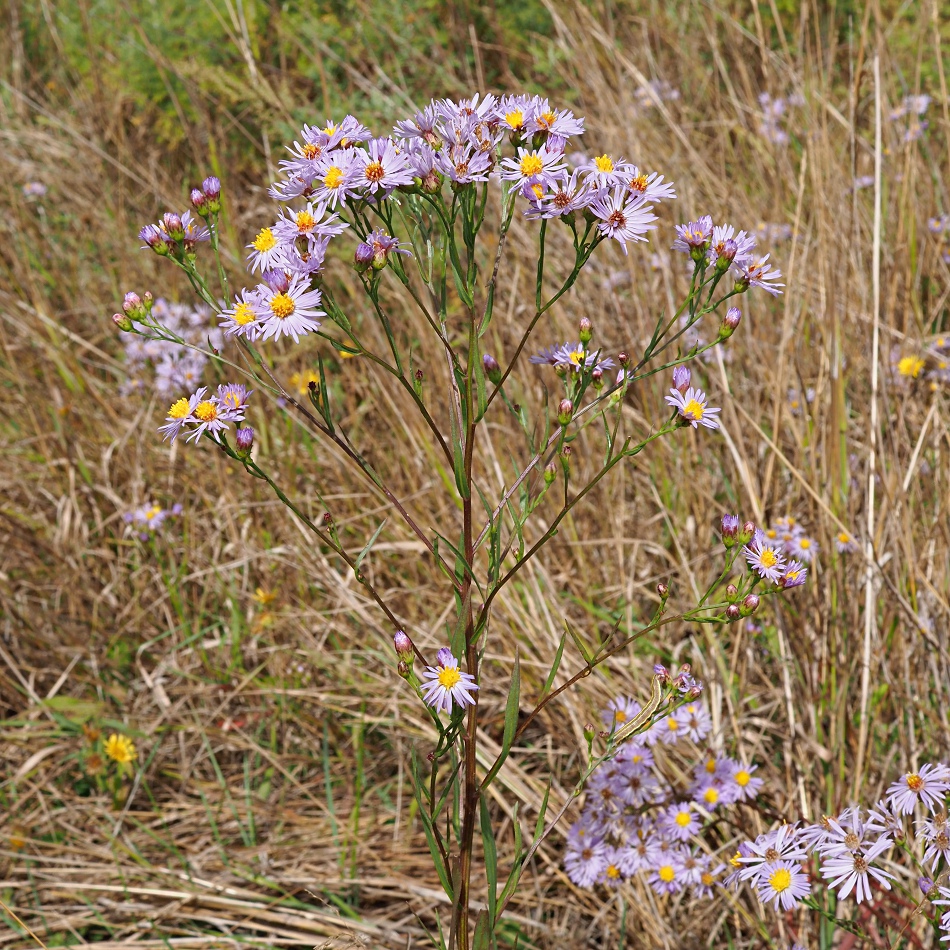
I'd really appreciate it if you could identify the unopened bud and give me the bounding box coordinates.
[719,306,742,340]
[672,365,691,393]
[720,513,740,546]
[544,461,557,485]
[741,594,760,616]
[583,722,595,743]
[191,187,209,215]
[139,224,171,256]
[579,317,592,344]
[322,512,333,526]
[686,682,704,699]
[715,239,737,270]
[202,175,222,213]
[483,353,501,383]
[725,604,741,622]
[112,312,133,332]
[235,426,254,456]
[725,583,738,601]
[421,169,442,193]
[739,521,756,544]
[162,212,184,241]
[354,241,374,273]
[591,367,604,388]
[678,663,691,675]
[393,630,413,659]
[919,876,936,898]
[656,582,669,599]
[122,292,142,316]
[557,399,573,425]
[618,351,629,366]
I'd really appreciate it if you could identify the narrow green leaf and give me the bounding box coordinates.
[450,587,471,659]
[565,618,593,664]
[540,634,566,699]
[479,792,498,928]
[531,780,551,846]
[354,519,388,571]
[497,803,523,908]
[500,652,521,761]
[409,752,453,899]
[473,346,488,421]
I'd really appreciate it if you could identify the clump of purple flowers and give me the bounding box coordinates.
[123,501,183,541]
[563,690,762,896]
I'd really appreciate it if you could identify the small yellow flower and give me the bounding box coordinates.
[897,355,924,378]
[104,734,137,764]
[252,586,278,606]
[288,370,320,396]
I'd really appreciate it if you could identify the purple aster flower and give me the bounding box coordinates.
[256,274,325,344]
[918,813,950,871]
[659,802,701,841]
[246,225,286,273]
[674,701,712,742]
[419,647,478,714]
[578,153,634,187]
[500,144,567,187]
[665,386,721,430]
[601,696,640,731]
[312,151,362,208]
[216,383,251,418]
[564,841,606,888]
[158,388,204,442]
[694,859,725,898]
[693,777,730,810]
[725,761,764,802]
[671,365,691,393]
[648,850,687,894]
[219,288,264,340]
[393,103,444,149]
[185,393,230,444]
[736,825,808,881]
[866,800,905,839]
[779,560,808,589]
[530,98,584,144]
[356,137,415,197]
[787,534,818,562]
[707,224,756,268]
[524,168,601,219]
[433,142,493,184]
[625,166,676,203]
[671,216,714,255]
[734,254,784,295]
[757,861,811,910]
[886,763,950,814]
[590,187,657,253]
[820,834,894,903]
[742,536,786,583]
[497,94,535,137]
[597,846,628,887]
[721,513,741,545]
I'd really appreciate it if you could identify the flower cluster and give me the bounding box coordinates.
[159,383,252,445]
[121,297,222,396]
[731,762,950,923]
[889,94,930,143]
[564,694,762,896]
[760,516,819,565]
[890,338,950,391]
[123,501,183,541]
[756,92,804,146]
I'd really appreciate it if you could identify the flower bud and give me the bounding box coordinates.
[112,312,133,332]
[583,722,595,744]
[354,240,374,273]
[719,306,742,340]
[618,351,629,366]
[653,663,670,684]
[919,876,937,898]
[656,582,669,599]
[674,672,696,692]
[190,187,209,215]
[725,583,738,601]
[421,169,442,193]
[544,461,557,485]
[740,593,760,616]
[721,513,740,546]
[715,239,737,270]
[672,365,691,393]
[561,445,572,458]
[557,399,573,425]
[591,367,604,389]
[483,353,501,383]
[725,603,741,622]
[678,663,691,676]
[162,212,184,241]
[235,426,255,457]
[579,317,592,345]
[262,269,290,293]
[739,521,756,545]
[393,630,413,660]
[686,683,704,699]
[397,660,411,679]
[202,175,222,213]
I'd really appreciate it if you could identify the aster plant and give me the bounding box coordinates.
[116,92,804,948]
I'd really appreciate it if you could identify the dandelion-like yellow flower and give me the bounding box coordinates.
[897,355,924,378]
[105,733,137,764]
[252,586,278,606]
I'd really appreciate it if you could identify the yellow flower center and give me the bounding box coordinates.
[594,154,614,173]
[675,810,692,827]
[168,397,191,419]
[233,302,256,326]
[606,864,621,879]
[629,173,647,192]
[269,292,296,319]
[614,709,627,723]
[253,228,276,252]
[631,754,642,763]
[760,549,778,568]
[735,770,751,787]
[729,851,742,868]
[364,161,386,183]
[768,868,792,893]
[701,872,714,886]
[324,166,345,189]
[766,529,778,539]
[666,716,679,731]
[568,348,585,366]
[898,356,924,377]
[658,865,675,883]
[705,758,717,773]
[799,538,811,549]
[520,153,544,177]
[145,505,162,521]
[683,398,704,419]
[505,109,524,129]
[530,183,544,199]
[295,211,316,232]
[323,123,337,135]
[194,401,218,422]
[906,773,923,791]
[303,143,321,160]
[438,667,461,689]
[838,532,850,543]
[704,787,719,805]
[538,110,557,128]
